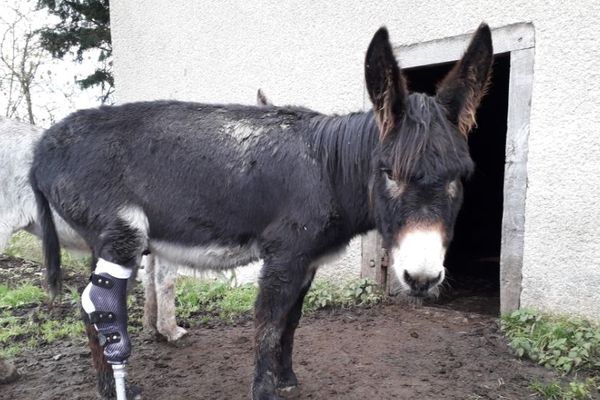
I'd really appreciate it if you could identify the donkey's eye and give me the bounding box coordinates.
[447,180,459,198]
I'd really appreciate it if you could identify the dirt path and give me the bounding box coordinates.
[2,300,559,400]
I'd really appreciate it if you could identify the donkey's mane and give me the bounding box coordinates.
[389,93,474,182]
[307,111,379,184]
[305,93,473,186]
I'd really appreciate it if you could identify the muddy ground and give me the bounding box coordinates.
[1,256,561,400]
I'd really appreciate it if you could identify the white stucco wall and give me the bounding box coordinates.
[110,1,600,320]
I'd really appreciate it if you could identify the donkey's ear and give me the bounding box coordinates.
[256,88,272,106]
[365,27,407,140]
[436,23,493,137]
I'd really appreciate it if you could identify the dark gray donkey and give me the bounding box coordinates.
[30,24,493,399]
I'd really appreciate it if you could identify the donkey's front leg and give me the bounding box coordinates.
[83,314,143,399]
[252,261,309,400]
[278,271,315,392]
[82,311,116,398]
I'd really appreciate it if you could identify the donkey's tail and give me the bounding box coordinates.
[31,177,62,301]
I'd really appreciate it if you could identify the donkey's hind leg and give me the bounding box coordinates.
[0,226,12,254]
[252,256,312,400]
[142,254,158,335]
[155,257,187,341]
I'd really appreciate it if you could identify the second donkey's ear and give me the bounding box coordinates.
[365,27,407,141]
[436,23,494,137]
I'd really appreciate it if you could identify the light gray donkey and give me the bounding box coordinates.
[0,117,186,385]
[0,117,190,342]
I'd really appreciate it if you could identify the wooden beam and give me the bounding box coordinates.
[500,46,535,314]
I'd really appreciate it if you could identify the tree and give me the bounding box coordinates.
[0,6,43,124]
[37,0,113,103]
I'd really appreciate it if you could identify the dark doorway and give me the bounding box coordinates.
[403,53,510,314]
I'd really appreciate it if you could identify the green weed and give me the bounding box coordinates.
[342,279,383,306]
[531,377,599,400]
[502,309,599,399]
[304,279,383,312]
[501,309,600,374]
[304,280,341,311]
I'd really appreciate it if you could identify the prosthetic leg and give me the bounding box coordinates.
[82,259,132,400]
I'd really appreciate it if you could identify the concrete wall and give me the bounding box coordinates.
[110,1,600,320]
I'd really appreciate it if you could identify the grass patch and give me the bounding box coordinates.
[502,309,600,399]
[0,312,28,342]
[6,231,90,271]
[0,283,47,308]
[531,378,599,400]
[175,277,255,322]
[0,306,84,357]
[5,231,44,263]
[175,277,383,325]
[219,285,257,319]
[40,319,85,343]
[0,282,85,358]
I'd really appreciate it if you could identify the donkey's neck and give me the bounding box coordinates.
[305,110,379,234]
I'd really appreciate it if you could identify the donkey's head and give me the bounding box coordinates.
[365,24,493,298]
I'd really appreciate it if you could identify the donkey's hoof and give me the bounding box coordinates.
[255,394,282,400]
[252,384,282,400]
[126,384,143,399]
[277,385,301,398]
[167,326,188,342]
[0,360,19,384]
[276,371,298,390]
[158,325,188,342]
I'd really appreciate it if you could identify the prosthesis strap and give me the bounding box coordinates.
[98,332,122,346]
[89,310,116,324]
[90,273,114,289]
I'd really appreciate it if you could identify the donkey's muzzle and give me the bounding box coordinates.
[403,270,443,297]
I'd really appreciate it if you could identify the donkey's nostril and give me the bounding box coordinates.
[403,270,443,294]
[403,270,415,286]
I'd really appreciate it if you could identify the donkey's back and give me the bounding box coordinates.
[33,101,332,267]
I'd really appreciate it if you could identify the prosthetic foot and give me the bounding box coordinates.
[82,259,132,399]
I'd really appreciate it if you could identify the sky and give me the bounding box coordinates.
[0,0,103,128]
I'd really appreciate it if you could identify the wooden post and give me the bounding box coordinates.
[360,231,386,289]
[500,46,534,315]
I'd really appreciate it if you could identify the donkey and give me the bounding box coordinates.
[0,117,88,387]
[30,24,493,399]
[0,117,89,254]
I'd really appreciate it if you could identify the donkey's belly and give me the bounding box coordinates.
[148,240,260,270]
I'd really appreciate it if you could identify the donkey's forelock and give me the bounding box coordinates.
[385,93,474,182]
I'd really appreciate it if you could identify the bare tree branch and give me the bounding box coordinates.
[0,4,43,123]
